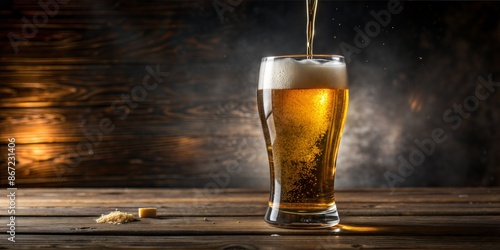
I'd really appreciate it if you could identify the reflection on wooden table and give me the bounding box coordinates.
[1,188,498,249]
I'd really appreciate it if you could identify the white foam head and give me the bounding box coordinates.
[258,57,347,89]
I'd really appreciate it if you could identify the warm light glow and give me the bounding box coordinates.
[338,224,381,232]
[318,91,328,105]
[25,144,52,162]
[22,125,52,144]
[408,90,423,112]
[33,147,45,156]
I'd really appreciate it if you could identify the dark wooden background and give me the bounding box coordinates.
[0,0,499,188]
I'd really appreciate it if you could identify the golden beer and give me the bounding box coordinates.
[258,56,348,227]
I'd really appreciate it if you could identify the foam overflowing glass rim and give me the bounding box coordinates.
[258,55,347,90]
[261,54,344,60]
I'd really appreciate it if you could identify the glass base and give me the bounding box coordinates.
[264,205,340,229]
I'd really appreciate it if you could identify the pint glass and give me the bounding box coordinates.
[257,55,348,228]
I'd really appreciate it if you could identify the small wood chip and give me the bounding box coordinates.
[138,208,157,218]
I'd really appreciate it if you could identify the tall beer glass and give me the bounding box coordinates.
[257,55,348,228]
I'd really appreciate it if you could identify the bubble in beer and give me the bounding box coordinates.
[257,56,349,208]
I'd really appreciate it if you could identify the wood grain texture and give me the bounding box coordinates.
[5,235,499,249]
[0,64,256,107]
[1,0,499,189]
[7,187,500,200]
[0,0,262,187]
[1,188,499,217]
[12,216,500,236]
[0,0,247,64]
[0,188,499,249]
[5,202,500,217]
[0,135,268,188]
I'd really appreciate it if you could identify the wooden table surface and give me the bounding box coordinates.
[1,188,499,249]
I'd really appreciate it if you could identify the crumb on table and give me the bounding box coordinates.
[95,211,135,224]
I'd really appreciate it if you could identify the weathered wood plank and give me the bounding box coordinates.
[1,188,499,248]
[0,0,245,63]
[0,0,257,189]
[8,216,500,236]
[0,64,257,107]
[0,136,268,188]
[2,188,499,217]
[3,235,500,249]
[4,202,500,217]
[0,101,259,132]
[8,188,500,202]
[0,117,261,143]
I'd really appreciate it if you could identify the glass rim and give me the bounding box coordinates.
[261,54,345,60]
